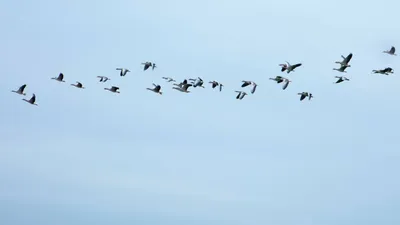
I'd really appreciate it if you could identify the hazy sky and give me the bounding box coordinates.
[1,0,400,225]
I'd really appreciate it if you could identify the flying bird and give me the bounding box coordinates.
[235,91,247,100]
[22,94,38,106]
[142,62,154,71]
[241,81,257,94]
[209,81,219,89]
[335,53,353,67]
[116,68,130,76]
[104,86,120,93]
[162,77,175,82]
[71,82,85,89]
[372,67,394,75]
[51,73,65,82]
[279,61,302,73]
[269,76,285,83]
[333,64,349,73]
[97,76,110,82]
[298,92,313,101]
[12,84,27,95]
[334,76,350,83]
[190,77,205,88]
[173,83,192,93]
[173,79,188,88]
[147,83,162,95]
[383,46,396,56]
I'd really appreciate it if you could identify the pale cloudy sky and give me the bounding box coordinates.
[1,0,400,225]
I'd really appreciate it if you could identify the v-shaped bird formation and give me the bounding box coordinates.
[11,47,397,106]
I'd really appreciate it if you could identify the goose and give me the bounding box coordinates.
[173,83,192,93]
[97,76,110,82]
[235,91,247,100]
[383,46,396,56]
[173,79,188,88]
[279,61,302,73]
[334,76,350,83]
[333,64,349,73]
[104,86,120,93]
[241,80,253,87]
[12,84,27,95]
[335,53,353,67]
[51,73,65,82]
[269,76,285,83]
[282,78,291,90]
[147,83,162,95]
[71,82,85,89]
[116,68,130,76]
[209,81,219,89]
[298,92,313,101]
[190,77,205,88]
[162,77,175,82]
[142,62,152,71]
[22,94,38,106]
[372,67,394,75]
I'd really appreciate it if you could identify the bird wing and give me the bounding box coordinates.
[292,63,302,69]
[219,84,223,92]
[391,46,395,53]
[236,92,241,99]
[344,53,352,64]
[282,80,289,90]
[241,81,250,87]
[251,85,257,94]
[58,73,64,80]
[300,95,306,101]
[19,84,27,92]
[31,94,36,103]
[154,85,161,92]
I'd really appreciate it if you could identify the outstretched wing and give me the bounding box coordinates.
[390,46,395,54]
[282,81,289,90]
[292,63,302,69]
[18,84,27,92]
[251,85,257,94]
[241,81,250,87]
[58,73,64,80]
[344,53,352,64]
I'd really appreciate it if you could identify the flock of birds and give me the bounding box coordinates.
[11,47,397,106]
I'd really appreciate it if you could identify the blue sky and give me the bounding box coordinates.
[1,0,400,224]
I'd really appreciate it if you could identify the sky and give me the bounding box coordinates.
[1,0,400,224]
